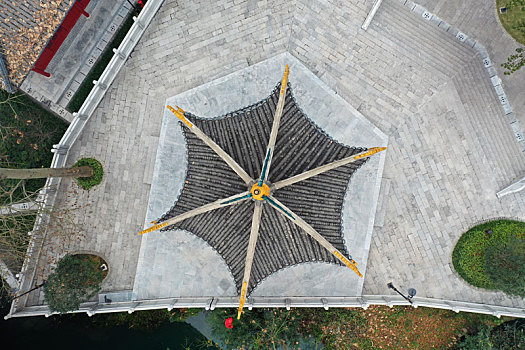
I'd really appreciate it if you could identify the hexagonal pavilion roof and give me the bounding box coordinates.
[157,82,369,296]
[133,53,388,304]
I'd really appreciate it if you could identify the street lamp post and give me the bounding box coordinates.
[10,281,46,302]
[387,282,416,304]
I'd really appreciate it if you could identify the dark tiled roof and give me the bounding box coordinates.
[159,83,368,295]
[0,0,73,89]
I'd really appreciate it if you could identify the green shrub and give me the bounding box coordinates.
[497,0,525,46]
[458,320,525,350]
[72,158,103,190]
[44,254,105,313]
[452,220,525,295]
[168,308,201,322]
[207,308,303,349]
[485,234,525,297]
[91,309,169,331]
[457,325,492,350]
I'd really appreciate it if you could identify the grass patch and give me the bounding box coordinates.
[66,9,135,113]
[302,306,505,350]
[497,0,525,45]
[72,158,103,190]
[0,91,68,203]
[452,220,525,294]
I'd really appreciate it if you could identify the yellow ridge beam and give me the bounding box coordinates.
[237,203,263,319]
[280,65,289,95]
[165,105,253,185]
[259,65,290,183]
[266,195,363,278]
[237,282,248,319]
[167,105,193,128]
[353,147,387,160]
[139,191,252,235]
[139,222,169,235]
[334,251,363,277]
[272,146,387,190]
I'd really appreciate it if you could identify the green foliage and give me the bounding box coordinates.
[73,158,103,190]
[0,91,67,203]
[66,11,136,113]
[44,254,105,313]
[207,308,303,349]
[452,220,525,295]
[497,0,525,46]
[91,309,170,331]
[485,234,525,297]
[502,47,525,75]
[446,310,507,333]
[502,0,525,11]
[298,308,367,348]
[490,320,525,349]
[458,320,525,350]
[457,325,492,350]
[206,307,369,349]
[168,308,201,322]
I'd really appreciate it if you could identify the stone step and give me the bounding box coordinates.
[464,68,515,177]
[373,0,474,75]
[453,59,525,182]
[456,68,513,180]
[465,62,524,179]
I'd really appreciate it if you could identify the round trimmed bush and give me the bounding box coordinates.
[44,254,107,313]
[452,220,525,296]
[72,157,103,190]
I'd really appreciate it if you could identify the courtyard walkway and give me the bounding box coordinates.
[24,0,525,311]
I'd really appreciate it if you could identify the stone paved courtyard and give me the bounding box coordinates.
[22,0,525,311]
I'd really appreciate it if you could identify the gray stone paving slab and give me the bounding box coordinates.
[133,52,387,300]
[24,0,525,311]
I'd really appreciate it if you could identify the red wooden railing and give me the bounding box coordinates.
[31,0,91,77]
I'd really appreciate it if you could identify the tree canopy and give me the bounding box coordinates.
[44,254,105,313]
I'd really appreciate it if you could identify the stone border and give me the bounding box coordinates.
[6,294,525,319]
[6,0,166,319]
[394,0,525,152]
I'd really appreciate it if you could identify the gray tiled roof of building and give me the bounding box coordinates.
[158,83,368,295]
